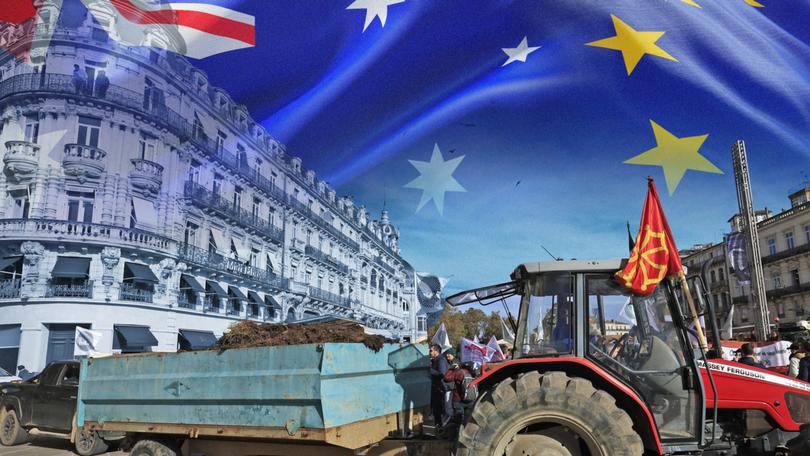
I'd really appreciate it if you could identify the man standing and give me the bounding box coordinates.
[736,343,765,368]
[72,64,86,94]
[95,70,109,98]
[429,343,452,428]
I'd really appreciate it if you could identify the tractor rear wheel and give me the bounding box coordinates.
[456,371,643,456]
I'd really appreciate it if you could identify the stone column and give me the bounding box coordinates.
[20,241,45,299]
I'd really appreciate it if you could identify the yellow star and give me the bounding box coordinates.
[586,15,678,76]
[681,0,702,8]
[624,120,723,195]
[743,0,764,7]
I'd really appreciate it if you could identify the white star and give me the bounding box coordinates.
[405,144,466,215]
[346,0,406,32]
[501,36,541,67]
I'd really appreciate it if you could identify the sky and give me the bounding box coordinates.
[12,0,810,297]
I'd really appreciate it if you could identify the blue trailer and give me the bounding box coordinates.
[77,342,439,455]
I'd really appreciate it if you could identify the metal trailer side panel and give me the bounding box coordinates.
[77,343,431,449]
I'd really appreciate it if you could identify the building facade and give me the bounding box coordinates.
[682,188,810,339]
[0,3,423,373]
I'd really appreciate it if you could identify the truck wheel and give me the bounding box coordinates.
[456,371,643,456]
[0,409,29,446]
[131,439,181,456]
[74,429,109,456]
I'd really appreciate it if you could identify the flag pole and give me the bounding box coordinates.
[678,271,708,351]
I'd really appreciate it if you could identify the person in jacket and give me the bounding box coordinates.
[429,344,452,427]
[788,342,806,378]
[736,343,765,368]
[443,348,470,403]
[72,64,87,94]
[95,70,110,98]
[798,342,810,382]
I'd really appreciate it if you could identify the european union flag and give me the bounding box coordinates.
[4,0,809,293]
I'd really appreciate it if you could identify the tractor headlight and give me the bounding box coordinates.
[784,392,810,424]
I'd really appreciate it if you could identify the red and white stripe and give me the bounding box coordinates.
[83,0,255,59]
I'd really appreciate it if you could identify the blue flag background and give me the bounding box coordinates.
[32,0,810,293]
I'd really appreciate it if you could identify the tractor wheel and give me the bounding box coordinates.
[130,439,181,456]
[456,371,643,456]
[0,409,29,446]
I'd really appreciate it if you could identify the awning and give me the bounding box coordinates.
[247,290,263,304]
[131,197,158,228]
[206,281,228,299]
[51,257,91,278]
[0,256,21,273]
[232,238,251,261]
[178,329,217,350]
[265,294,282,309]
[114,325,158,348]
[228,286,247,301]
[209,228,228,252]
[125,262,158,283]
[180,274,204,293]
[266,254,275,272]
[194,110,218,136]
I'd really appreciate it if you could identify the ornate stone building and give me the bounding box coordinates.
[0,2,421,373]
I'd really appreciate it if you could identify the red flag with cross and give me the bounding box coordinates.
[616,177,683,295]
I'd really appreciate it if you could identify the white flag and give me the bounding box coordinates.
[460,337,492,364]
[486,336,505,361]
[500,317,515,344]
[74,327,103,358]
[431,323,451,353]
[619,297,637,325]
[721,305,734,340]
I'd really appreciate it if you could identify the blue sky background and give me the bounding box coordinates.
[55,0,810,295]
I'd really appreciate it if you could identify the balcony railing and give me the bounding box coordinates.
[46,280,93,298]
[0,278,21,299]
[761,242,810,265]
[305,245,350,275]
[183,181,283,243]
[3,140,39,179]
[374,256,396,276]
[203,296,220,312]
[130,158,164,195]
[248,303,260,318]
[0,219,174,252]
[766,282,810,299]
[178,243,288,291]
[308,286,350,307]
[227,304,242,316]
[119,283,153,303]
[178,295,196,309]
[63,143,106,181]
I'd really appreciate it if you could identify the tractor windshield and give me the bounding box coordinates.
[517,272,575,356]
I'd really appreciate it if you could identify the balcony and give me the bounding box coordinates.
[119,283,153,303]
[63,144,106,182]
[766,282,810,299]
[761,242,810,265]
[130,159,164,196]
[177,295,196,309]
[3,140,39,181]
[46,280,93,298]
[308,286,350,307]
[178,243,288,291]
[0,219,173,252]
[374,256,396,276]
[305,245,349,274]
[0,278,21,299]
[203,296,220,313]
[183,181,284,244]
[226,304,241,316]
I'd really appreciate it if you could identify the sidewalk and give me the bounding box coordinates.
[0,437,126,455]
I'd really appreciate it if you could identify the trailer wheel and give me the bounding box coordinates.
[0,409,29,446]
[131,439,181,456]
[456,371,643,456]
[74,429,109,456]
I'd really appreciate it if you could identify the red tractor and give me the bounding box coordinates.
[445,259,810,456]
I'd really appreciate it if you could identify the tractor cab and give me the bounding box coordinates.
[448,258,708,451]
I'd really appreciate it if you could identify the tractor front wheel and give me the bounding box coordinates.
[456,371,643,456]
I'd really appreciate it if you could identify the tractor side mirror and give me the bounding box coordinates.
[686,276,709,316]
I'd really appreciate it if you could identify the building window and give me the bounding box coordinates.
[785,231,795,250]
[252,198,261,220]
[66,190,94,223]
[772,272,783,289]
[212,174,222,195]
[192,113,205,140]
[208,233,217,254]
[237,144,247,168]
[233,186,242,209]
[710,270,716,284]
[7,189,29,219]
[792,269,800,287]
[77,116,100,147]
[778,302,786,318]
[268,207,275,226]
[305,270,312,284]
[216,130,227,153]
[143,78,165,112]
[306,229,312,246]
[138,133,157,161]
[184,222,198,246]
[371,270,377,287]
[767,238,777,256]
[188,160,200,184]
[805,225,810,245]
[270,171,277,188]
[24,114,39,144]
[250,248,260,268]
[254,158,262,175]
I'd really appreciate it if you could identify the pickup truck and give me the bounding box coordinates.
[0,360,114,455]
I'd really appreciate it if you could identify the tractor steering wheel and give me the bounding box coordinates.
[610,332,642,365]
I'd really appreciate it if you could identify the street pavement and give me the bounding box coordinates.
[0,437,127,455]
